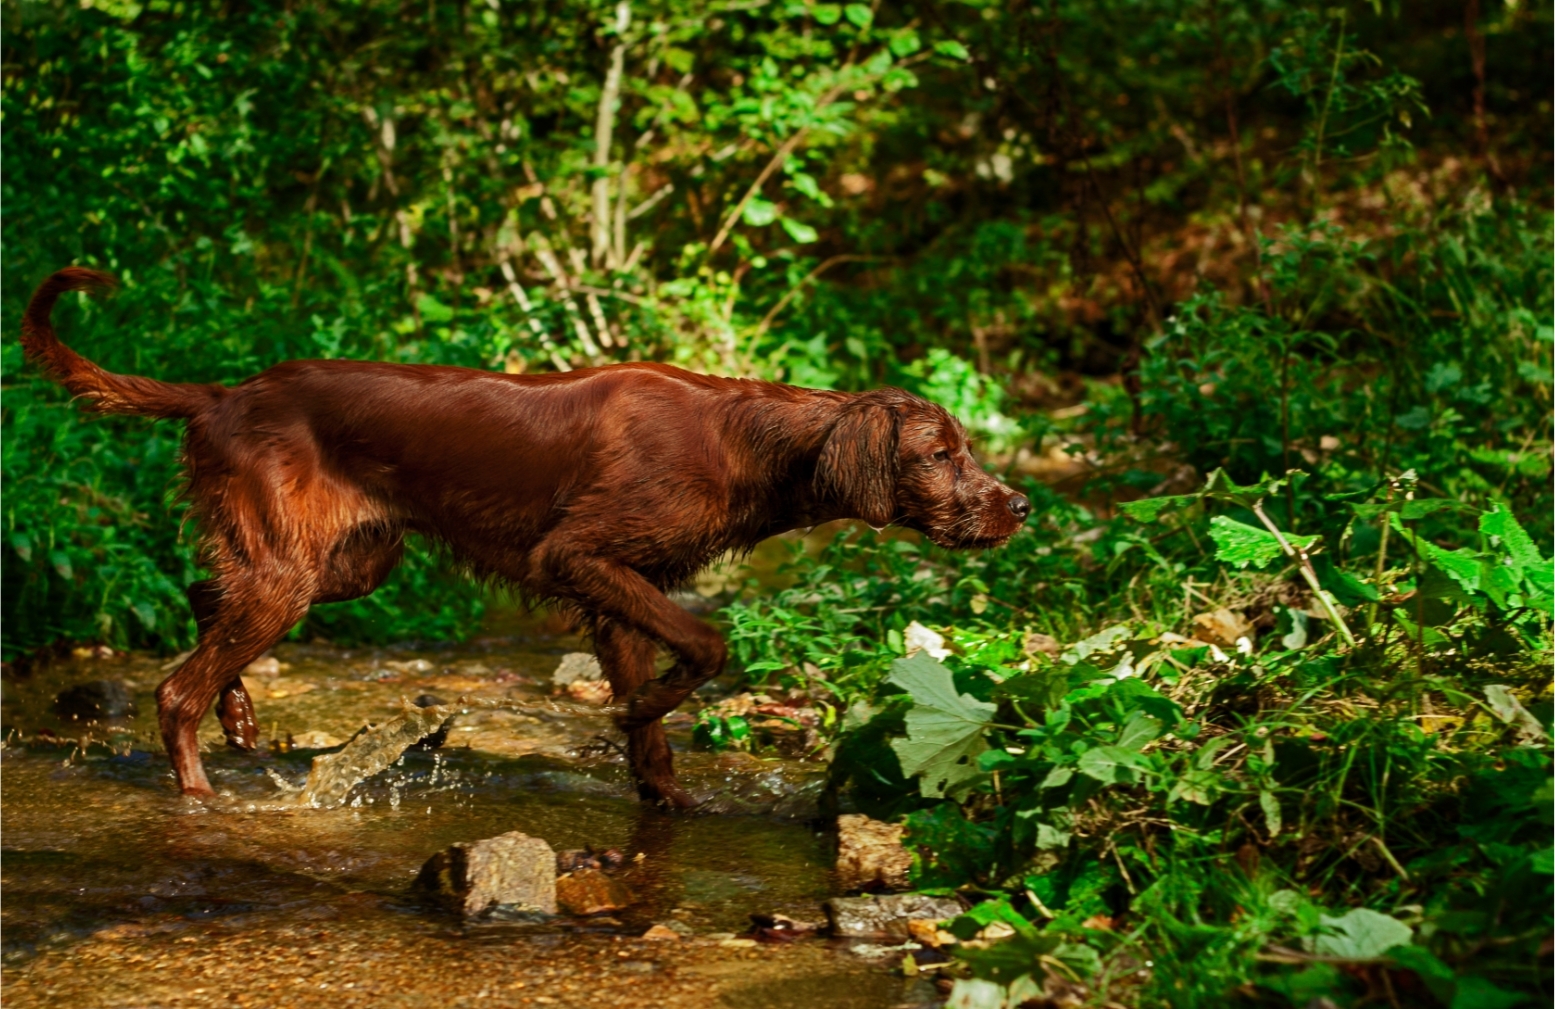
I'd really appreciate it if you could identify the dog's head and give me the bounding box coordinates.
[816,388,1030,549]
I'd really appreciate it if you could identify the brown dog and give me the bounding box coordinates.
[21,267,1030,806]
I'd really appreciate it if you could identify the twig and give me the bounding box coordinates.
[752,255,895,337]
[591,2,632,267]
[1250,500,1357,646]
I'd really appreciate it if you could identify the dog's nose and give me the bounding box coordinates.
[1008,494,1031,520]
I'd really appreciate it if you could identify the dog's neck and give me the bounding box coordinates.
[719,386,871,543]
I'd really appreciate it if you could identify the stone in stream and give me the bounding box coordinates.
[409,693,457,749]
[551,652,602,688]
[824,894,964,940]
[555,868,633,915]
[836,814,912,892]
[415,830,557,916]
[54,680,137,723]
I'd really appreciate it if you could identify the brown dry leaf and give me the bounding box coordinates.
[1192,609,1253,648]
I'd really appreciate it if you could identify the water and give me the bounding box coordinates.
[1,611,941,1009]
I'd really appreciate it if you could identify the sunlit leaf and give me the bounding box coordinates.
[887,651,996,797]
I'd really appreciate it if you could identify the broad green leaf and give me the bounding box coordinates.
[843,3,873,27]
[812,3,841,25]
[10,531,32,562]
[1208,516,1317,569]
[742,197,778,227]
[1039,765,1073,789]
[1387,946,1455,1005]
[887,651,996,797]
[888,29,920,57]
[1076,745,1149,784]
[1392,515,1483,595]
[1116,711,1163,750]
[1118,493,1197,522]
[1481,503,1547,575]
[1307,908,1412,960]
[415,292,454,323]
[1169,769,1219,805]
[50,549,73,581]
[778,216,818,243]
[934,39,970,60]
[1313,555,1381,604]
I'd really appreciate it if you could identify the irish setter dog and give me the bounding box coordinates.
[22,267,1030,807]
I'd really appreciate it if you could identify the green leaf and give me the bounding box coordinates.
[742,197,778,227]
[1307,908,1412,960]
[131,600,157,630]
[812,3,841,25]
[1209,516,1316,569]
[1313,555,1380,604]
[1481,503,1547,575]
[1116,711,1163,750]
[50,549,73,581]
[888,30,921,57]
[415,293,454,323]
[1450,975,1528,1009]
[843,3,873,27]
[1118,493,1197,522]
[10,531,32,562]
[933,39,970,60]
[1387,946,1455,1005]
[1484,685,1548,740]
[1260,789,1282,836]
[1039,765,1073,789]
[1203,467,1294,507]
[887,651,997,797]
[778,215,818,243]
[1391,515,1483,595]
[1076,745,1149,784]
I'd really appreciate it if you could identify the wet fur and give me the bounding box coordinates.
[21,267,1030,806]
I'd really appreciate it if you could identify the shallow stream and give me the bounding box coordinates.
[1,611,937,1009]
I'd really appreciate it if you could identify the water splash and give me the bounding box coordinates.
[291,695,596,808]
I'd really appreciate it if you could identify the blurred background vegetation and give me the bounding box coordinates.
[3,0,1548,656]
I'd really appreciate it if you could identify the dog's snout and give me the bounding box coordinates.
[1008,494,1031,520]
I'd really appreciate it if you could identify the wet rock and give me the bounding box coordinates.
[415,830,557,916]
[551,652,602,689]
[555,868,633,915]
[749,912,822,943]
[244,655,282,678]
[289,730,343,749]
[54,681,136,723]
[836,814,912,892]
[566,679,613,705]
[556,847,626,874]
[824,894,963,940]
[640,924,681,941]
[411,693,457,749]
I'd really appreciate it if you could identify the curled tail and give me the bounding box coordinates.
[21,267,220,419]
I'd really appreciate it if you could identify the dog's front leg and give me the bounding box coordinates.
[594,618,695,809]
[548,556,727,807]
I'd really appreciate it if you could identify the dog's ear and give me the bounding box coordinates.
[816,397,900,527]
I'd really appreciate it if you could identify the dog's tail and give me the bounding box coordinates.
[21,267,222,419]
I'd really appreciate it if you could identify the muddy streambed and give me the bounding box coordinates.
[1,618,938,1009]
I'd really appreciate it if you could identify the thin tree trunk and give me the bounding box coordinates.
[592,2,631,267]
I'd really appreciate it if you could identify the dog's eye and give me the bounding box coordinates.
[933,450,950,463]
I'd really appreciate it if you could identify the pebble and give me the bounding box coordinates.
[414,831,557,916]
[835,814,911,892]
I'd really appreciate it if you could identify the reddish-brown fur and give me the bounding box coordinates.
[21,267,1031,807]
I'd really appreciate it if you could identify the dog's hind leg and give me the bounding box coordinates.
[595,618,695,809]
[157,573,313,796]
[188,579,263,753]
